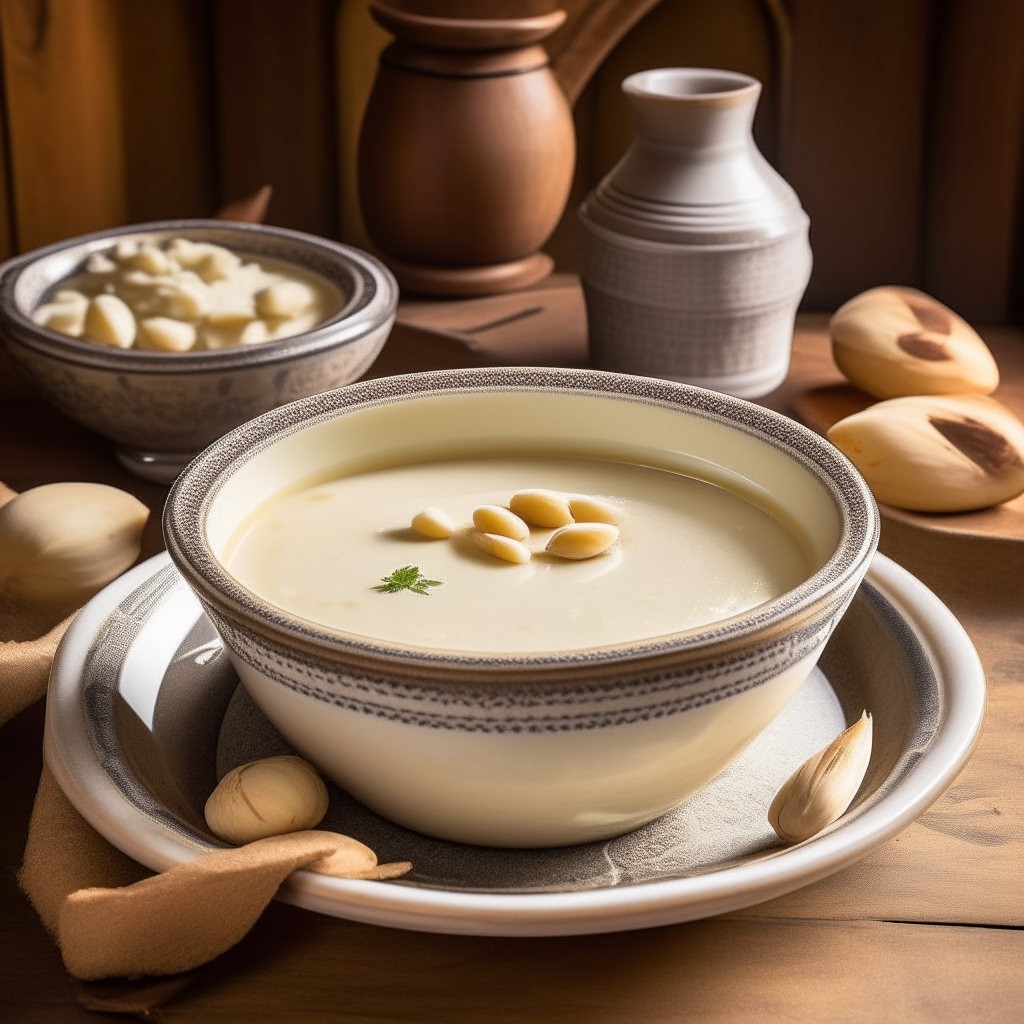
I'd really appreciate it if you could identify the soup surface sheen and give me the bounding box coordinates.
[227,455,811,653]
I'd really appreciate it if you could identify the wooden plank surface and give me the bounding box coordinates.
[152,913,1024,1023]
[1,309,1022,1019]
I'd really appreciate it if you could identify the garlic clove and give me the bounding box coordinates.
[769,711,873,844]
[827,394,1024,511]
[830,286,999,399]
[83,294,136,348]
[204,755,329,845]
[0,483,149,606]
[138,316,197,352]
[255,280,315,318]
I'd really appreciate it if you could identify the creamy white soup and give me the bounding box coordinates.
[226,455,812,653]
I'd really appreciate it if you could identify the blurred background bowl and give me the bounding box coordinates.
[0,219,397,482]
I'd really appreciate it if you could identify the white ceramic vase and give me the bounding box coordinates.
[579,68,812,399]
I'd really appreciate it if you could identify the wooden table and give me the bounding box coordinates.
[2,292,1022,1022]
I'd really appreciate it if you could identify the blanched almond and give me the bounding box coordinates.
[473,532,531,563]
[509,489,573,528]
[411,507,454,539]
[545,522,619,560]
[472,505,529,541]
[567,495,622,525]
[830,286,999,399]
[827,394,1024,511]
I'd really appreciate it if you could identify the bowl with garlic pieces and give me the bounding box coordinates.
[165,366,878,848]
[0,221,397,482]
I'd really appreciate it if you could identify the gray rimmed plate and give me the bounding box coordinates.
[44,551,984,936]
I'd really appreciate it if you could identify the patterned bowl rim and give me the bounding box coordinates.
[163,367,880,676]
[0,219,398,375]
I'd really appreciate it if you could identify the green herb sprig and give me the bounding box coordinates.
[372,565,443,596]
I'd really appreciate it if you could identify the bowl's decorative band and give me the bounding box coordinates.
[205,588,856,734]
[166,367,879,675]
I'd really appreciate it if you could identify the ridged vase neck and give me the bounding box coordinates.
[623,68,760,149]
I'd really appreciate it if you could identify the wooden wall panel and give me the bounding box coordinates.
[335,0,390,250]
[781,0,933,311]
[0,0,127,251]
[212,0,339,237]
[924,0,1024,323]
[115,0,216,224]
[0,37,14,261]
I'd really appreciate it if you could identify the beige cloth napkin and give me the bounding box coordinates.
[2,481,409,982]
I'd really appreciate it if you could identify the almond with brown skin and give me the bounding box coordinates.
[830,286,999,399]
[827,394,1024,511]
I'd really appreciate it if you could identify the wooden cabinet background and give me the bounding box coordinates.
[0,0,1020,321]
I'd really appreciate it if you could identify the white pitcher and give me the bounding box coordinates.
[579,68,811,399]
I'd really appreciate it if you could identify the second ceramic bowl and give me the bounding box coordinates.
[0,220,398,482]
[164,367,879,847]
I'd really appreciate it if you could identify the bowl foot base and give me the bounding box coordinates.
[115,447,194,484]
[385,253,553,297]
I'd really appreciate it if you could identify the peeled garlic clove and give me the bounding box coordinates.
[546,522,619,560]
[33,291,88,337]
[411,506,454,539]
[474,531,531,564]
[472,504,529,541]
[827,394,1024,511]
[128,244,173,276]
[769,711,873,843]
[509,489,573,528]
[0,483,149,606]
[567,494,622,525]
[115,238,140,262]
[155,275,211,319]
[204,755,329,845]
[139,316,197,352]
[193,244,241,283]
[830,286,999,399]
[256,280,315,318]
[86,252,117,274]
[83,294,136,348]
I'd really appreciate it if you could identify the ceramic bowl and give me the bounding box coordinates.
[0,220,398,482]
[163,367,879,847]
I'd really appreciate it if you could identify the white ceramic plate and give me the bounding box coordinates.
[45,551,984,937]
